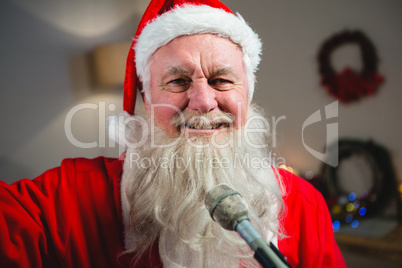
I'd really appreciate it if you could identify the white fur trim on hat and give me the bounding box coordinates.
[135,4,262,101]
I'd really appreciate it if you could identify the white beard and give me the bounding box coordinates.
[120,105,284,268]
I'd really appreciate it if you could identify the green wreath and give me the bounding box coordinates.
[320,139,397,225]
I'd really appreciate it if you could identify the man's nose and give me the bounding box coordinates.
[187,80,218,113]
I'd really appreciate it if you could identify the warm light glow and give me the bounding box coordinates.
[331,205,341,215]
[93,42,132,87]
[279,164,294,174]
[346,203,354,212]
[11,0,148,37]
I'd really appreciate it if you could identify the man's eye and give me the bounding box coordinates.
[210,78,231,85]
[169,78,189,85]
[209,78,233,90]
[165,78,190,92]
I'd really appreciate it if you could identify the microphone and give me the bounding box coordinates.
[205,184,291,268]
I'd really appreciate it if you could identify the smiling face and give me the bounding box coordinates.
[143,34,249,137]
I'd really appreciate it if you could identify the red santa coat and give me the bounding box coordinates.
[0,157,346,267]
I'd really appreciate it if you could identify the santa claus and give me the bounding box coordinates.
[0,0,346,267]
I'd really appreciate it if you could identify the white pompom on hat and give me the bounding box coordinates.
[123,0,262,115]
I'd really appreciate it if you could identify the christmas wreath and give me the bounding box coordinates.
[319,139,397,226]
[318,30,384,103]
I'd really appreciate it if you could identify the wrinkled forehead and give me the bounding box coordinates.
[156,33,242,53]
[148,33,244,68]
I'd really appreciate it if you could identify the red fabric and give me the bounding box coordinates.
[0,157,161,268]
[123,0,233,115]
[0,157,346,267]
[276,168,347,267]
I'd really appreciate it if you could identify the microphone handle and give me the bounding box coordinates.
[236,220,291,268]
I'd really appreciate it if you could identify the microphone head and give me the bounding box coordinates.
[204,184,249,230]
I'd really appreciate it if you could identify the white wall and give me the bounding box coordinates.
[224,0,402,181]
[1,0,401,184]
[0,0,147,182]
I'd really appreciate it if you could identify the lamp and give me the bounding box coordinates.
[92,41,132,87]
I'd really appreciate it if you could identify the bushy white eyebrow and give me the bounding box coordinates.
[164,66,235,78]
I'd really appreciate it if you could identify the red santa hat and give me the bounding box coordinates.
[123,0,262,115]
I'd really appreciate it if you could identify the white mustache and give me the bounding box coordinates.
[171,111,235,129]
